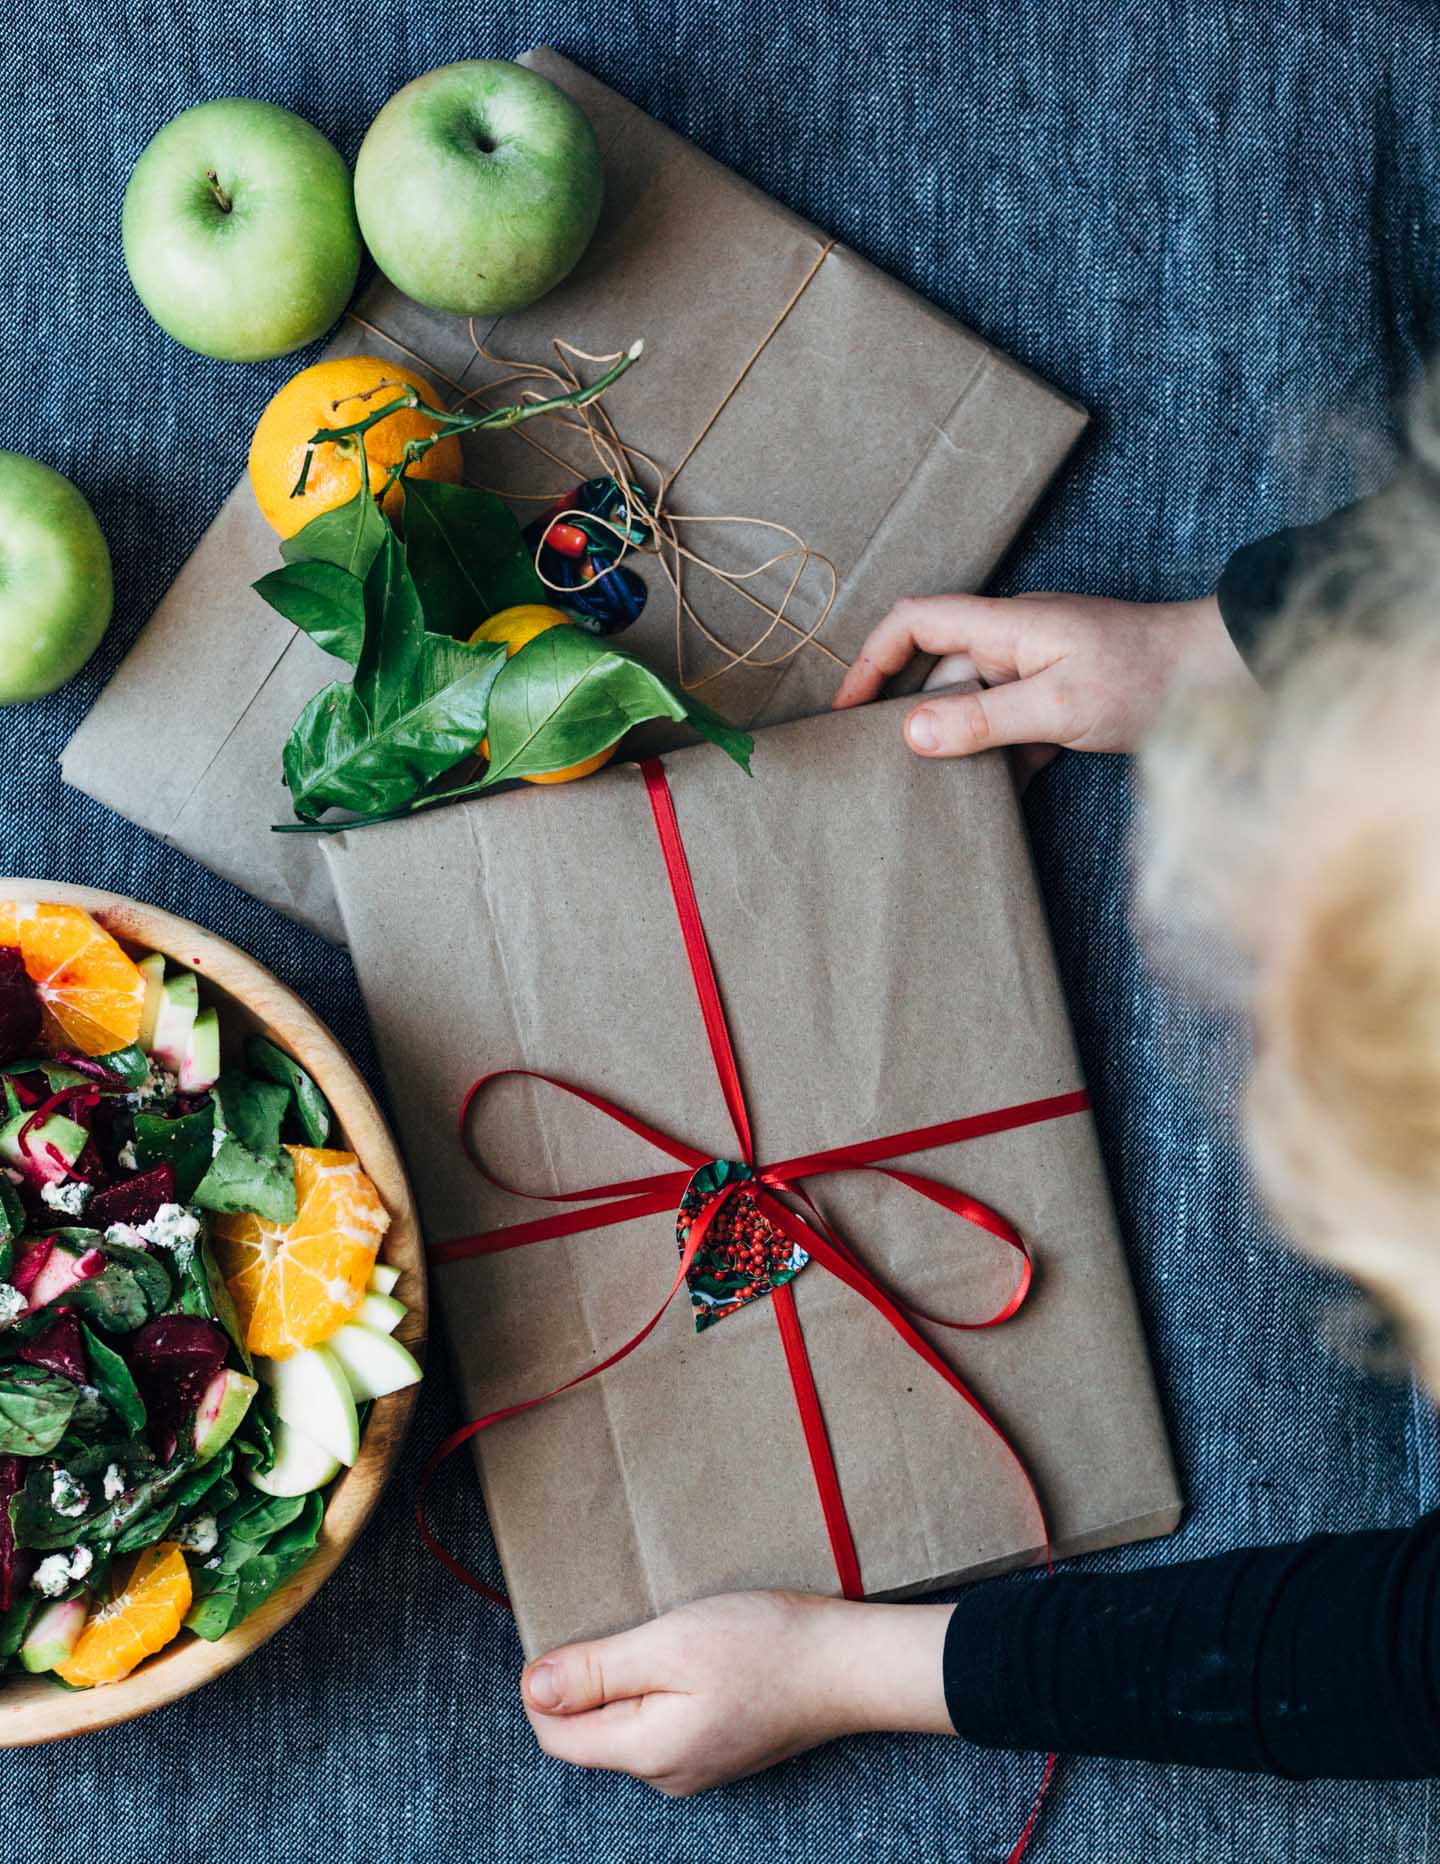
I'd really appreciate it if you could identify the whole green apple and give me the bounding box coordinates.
[354,61,603,317]
[0,454,112,706]
[123,99,361,362]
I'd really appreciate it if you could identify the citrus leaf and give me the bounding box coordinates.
[481,628,754,784]
[282,634,504,821]
[280,487,386,581]
[403,479,546,638]
[252,561,365,665]
[355,528,428,722]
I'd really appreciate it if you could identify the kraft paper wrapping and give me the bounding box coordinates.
[323,696,1180,1658]
[62,48,1087,944]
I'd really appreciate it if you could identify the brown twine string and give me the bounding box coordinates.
[344,236,846,694]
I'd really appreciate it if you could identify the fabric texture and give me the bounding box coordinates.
[945,1506,1440,1778]
[1,3,1437,1859]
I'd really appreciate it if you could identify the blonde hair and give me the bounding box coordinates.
[1138,464,1440,1391]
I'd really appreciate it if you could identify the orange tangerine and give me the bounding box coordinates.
[0,901,19,947]
[56,1543,192,1688]
[248,355,464,540]
[470,605,615,785]
[18,903,144,1056]
[211,1145,390,1359]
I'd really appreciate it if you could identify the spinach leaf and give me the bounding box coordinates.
[114,1501,179,1553]
[481,626,754,785]
[402,479,546,638]
[0,1177,21,1270]
[80,1324,145,1435]
[253,559,366,665]
[195,1137,296,1223]
[94,1045,149,1089]
[0,1365,78,1455]
[133,1105,215,1204]
[98,1239,173,1314]
[212,1070,288,1158]
[64,1262,150,1334]
[235,1387,277,1475]
[186,1491,324,1641]
[243,1036,333,1148]
[0,1595,34,1661]
[19,1454,196,1553]
[281,486,387,581]
[172,1445,234,1513]
[281,535,506,822]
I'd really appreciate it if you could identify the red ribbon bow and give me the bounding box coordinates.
[422,758,1084,1862]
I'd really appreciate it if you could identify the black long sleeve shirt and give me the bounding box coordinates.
[942,503,1440,1778]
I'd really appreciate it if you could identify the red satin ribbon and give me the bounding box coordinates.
[420,757,1084,1863]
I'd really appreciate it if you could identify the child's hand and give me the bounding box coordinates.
[832,592,1245,775]
[521,1591,953,1796]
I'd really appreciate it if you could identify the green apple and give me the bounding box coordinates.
[0,453,112,706]
[354,61,603,316]
[123,99,361,362]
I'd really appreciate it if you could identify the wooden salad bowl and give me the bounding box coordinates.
[0,880,426,1745]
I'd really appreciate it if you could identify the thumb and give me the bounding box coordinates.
[522,1622,658,1717]
[904,673,1066,759]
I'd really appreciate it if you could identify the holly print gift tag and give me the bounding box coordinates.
[676,1160,809,1332]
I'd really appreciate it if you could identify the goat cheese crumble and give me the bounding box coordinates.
[31,1545,93,1597]
[40,1178,91,1217]
[0,1282,26,1329]
[180,1514,219,1556]
[102,1462,126,1502]
[50,1470,90,1518]
[110,1203,201,1272]
[116,1140,138,1172]
[123,1065,177,1110]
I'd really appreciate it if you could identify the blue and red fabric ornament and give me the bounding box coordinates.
[526,476,651,637]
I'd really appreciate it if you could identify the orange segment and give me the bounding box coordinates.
[211,1145,390,1359]
[56,1543,191,1688]
[0,902,20,947]
[18,904,144,1055]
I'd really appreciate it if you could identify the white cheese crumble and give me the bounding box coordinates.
[30,1546,92,1597]
[210,1123,226,1159]
[180,1515,218,1556]
[118,1203,202,1272]
[40,1178,91,1217]
[123,1066,177,1110]
[50,1470,89,1518]
[0,1283,26,1329]
[102,1462,125,1503]
[116,1140,138,1172]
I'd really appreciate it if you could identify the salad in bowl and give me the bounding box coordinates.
[0,893,421,1707]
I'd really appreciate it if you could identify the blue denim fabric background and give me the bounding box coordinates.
[1,3,1436,1859]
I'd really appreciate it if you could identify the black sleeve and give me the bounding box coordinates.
[943,1510,1440,1777]
[1215,498,1370,666]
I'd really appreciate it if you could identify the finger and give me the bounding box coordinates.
[832,595,1029,709]
[904,674,1066,759]
[524,1693,655,1774]
[522,1619,668,1716]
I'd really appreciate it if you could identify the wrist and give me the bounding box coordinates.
[802,1597,954,1738]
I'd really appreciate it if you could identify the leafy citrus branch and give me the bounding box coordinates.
[290,340,645,504]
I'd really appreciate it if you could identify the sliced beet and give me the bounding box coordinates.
[0,951,40,1071]
[0,1455,31,1612]
[11,1237,54,1300]
[87,1164,175,1232]
[126,1315,229,1461]
[18,1310,87,1385]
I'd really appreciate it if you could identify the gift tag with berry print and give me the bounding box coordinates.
[676,1159,809,1332]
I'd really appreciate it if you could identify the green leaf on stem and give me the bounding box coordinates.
[481,627,754,785]
[253,561,366,665]
[282,531,506,821]
[401,480,546,638]
[280,488,387,581]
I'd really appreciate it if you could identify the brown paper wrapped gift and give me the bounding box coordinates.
[322,695,1180,1657]
[61,47,1087,944]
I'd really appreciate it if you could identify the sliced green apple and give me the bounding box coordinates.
[367,1262,401,1298]
[179,1006,221,1093]
[256,1343,359,1465]
[194,1367,257,1462]
[248,1415,341,1497]
[354,1291,404,1337]
[149,970,198,1072]
[20,1597,87,1673]
[327,1323,422,1403]
[135,954,167,1052]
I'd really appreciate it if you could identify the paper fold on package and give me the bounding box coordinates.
[62,47,1086,944]
[323,696,1180,1658]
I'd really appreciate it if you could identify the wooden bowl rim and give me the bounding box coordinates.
[0,879,426,1746]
